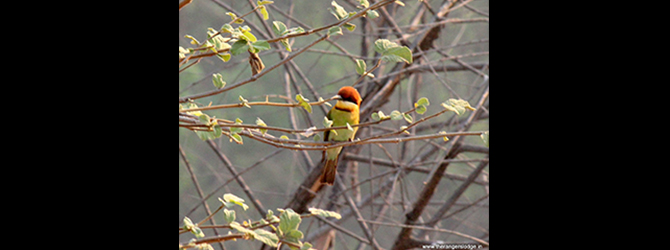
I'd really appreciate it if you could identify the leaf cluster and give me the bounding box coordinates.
[179,193,342,250]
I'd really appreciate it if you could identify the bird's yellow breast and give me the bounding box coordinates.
[326,100,360,142]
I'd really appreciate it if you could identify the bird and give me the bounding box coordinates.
[320,86,362,185]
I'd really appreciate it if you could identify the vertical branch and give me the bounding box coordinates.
[179,145,225,250]
[206,140,268,218]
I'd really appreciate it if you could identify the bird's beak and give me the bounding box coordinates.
[331,94,342,100]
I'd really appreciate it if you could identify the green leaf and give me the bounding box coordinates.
[272,21,287,36]
[220,193,249,210]
[374,39,413,64]
[328,26,343,37]
[278,208,301,236]
[390,110,403,121]
[230,221,254,236]
[285,229,303,240]
[323,117,333,128]
[300,102,312,113]
[313,134,321,141]
[231,39,250,56]
[280,38,291,51]
[295,94,308,103]
[279,135,289,140]
[184,35,200,45]
[300,242,313,250]
[400,125,410,134]
[179,46,189,59]
[221,23,234,33]
[195,130,215,141]
[366,10,379,19]
[240,28,257,42]
[415,105,427,115]
[343,22,356,32]
[183,217,205,238]
[415,97,429,114]
[213,124,222,138]
[346,122,354,132]
[212,73,226,89]
[226,12,237,20]
[259,5,269,20]
[403,113,413,123]
[371,112,380,121]
[359,0,370,8]
[191,227,205,238]
[257,0,274,5]
[301,126,317,138]
[286,26,305,35]
[441,99,475,116]
[329,1,348,20]
[296,94,312,113]
[216,53,231,62]
[481,131,489,147]
[254,228,279,247]
[374,39,399,54]
[383,46,413,64]
[250,40,271,51]
[308,208,342,219]
[226,12,244,24]
[183,217,195,230]
[439,131,449,141]
[199,114,211,125]
[231,133,243,143]
[223,208,236,224]
[355,59,366,75]
[416,97,430,107]
[256,117,268,135]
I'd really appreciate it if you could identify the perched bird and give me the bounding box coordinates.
[320,86,362,185]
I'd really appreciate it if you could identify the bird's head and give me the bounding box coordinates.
[333,86,362,106]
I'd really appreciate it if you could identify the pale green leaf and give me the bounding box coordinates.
[256,117,268,135]
[346,122,354,131]
[308,208,342,219]
[415,105,427,115]
[223,208,236,224]
[416,97,430,107]
[257,0,274,5]
[259,5,269,20]
[329,1,348,20]
[366,10,379,19]
[403,113,413,123]
[374,39,399,53]
[390,110,403,120]
[384,46,413,64]
[185,35,200,45]
[272,21,287,36]
[323,117,333,128]
[355,59,366,75]
[371,112,380,121]
[343,22,356,31]
[278,208,301,236]
[212,73,226,89]
[254,228,278,247]
[481,131,489,147]
[221,193,249,210]
[328,26,343,37]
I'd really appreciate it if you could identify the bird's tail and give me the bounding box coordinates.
[320,158,338,185]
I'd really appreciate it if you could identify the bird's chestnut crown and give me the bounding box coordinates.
[337,86,361,106]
